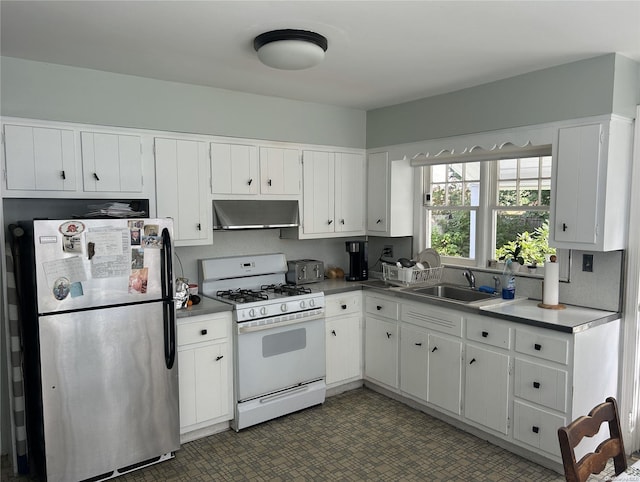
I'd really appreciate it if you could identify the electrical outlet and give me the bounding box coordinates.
[582,254,594,272]
[383,245,394,258]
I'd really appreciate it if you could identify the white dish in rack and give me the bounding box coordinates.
[417,248,441,269]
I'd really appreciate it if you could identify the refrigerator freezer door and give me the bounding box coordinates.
[32,218,173,314]
[39,302,179,481]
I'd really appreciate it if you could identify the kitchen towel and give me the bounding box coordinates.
[543,259,560,306]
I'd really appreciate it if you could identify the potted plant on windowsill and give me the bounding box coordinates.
[498,241,525,271]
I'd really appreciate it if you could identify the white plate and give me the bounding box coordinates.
[417,248,441,268]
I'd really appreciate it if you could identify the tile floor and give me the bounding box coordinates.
[2,387,633,481]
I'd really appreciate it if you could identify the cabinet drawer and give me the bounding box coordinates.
[178,317,228,346]
[514,359,567,412]
[515,328,569,365]
[401,302,463,337]
[365,296,399,320]
[513,401,565,457]
[466,315,511,349]
[325,293,361,317]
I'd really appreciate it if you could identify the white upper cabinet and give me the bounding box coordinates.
[297,149,365,238]
[154,137,212,246]
[81,132,142,192]
[335,152,365,233]
[3,124,76,191]
[302,150,335,235]
[551,117,633,251]
[259,146,300,195]
[366,152,413,237]
[210,142,258,195]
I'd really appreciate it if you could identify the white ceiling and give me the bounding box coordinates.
[1,1,639,111]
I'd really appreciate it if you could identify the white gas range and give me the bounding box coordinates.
[198,253,326,431]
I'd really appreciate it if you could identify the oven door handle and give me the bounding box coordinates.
[237,311,324,334]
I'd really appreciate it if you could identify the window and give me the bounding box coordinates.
[424,153,555,268]
[427,163,480,259]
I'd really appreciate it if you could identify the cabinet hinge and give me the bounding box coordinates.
[507,416,511,431]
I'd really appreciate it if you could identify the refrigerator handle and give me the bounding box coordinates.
[164,300,176,369]
[160,228,173,299]
[161,227,176,369]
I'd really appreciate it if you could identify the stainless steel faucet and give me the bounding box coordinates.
[462,269,475,289]
[492,275,501,293]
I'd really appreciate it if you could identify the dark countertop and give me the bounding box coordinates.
[311,278,620,334]
[176,296,232,320]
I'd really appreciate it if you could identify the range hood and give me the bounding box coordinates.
[212,200,299,230]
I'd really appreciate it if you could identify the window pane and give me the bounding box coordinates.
[465,162,481,181]
[519,179,539,207]
[430,209,474,258]
[432,164,447,183]
[499,159,517,180]
[448,182,463,206]
[541,156,552,178]
[465,182,480,206]
[520,158,539,178]
[449,164,463,181]
[498,180,517,206]
[431,184,447,206]
[495,211,553,264]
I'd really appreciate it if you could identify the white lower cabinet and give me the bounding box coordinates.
[513,401,566,456]
[364,316,398,389]
[325,292,363,387]
[177,312,233,441]
[427,333,463,415]
[399,323,428,401]
[464,344,510,434]
[364,294,400,389]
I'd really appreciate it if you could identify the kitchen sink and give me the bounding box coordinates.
[403,284,496,303]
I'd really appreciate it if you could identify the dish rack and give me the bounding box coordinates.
[382,264,443,287]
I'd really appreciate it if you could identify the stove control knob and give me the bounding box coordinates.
[309,298,316,308]
[260,307,267,316]
[249,308,256,318]
[280,304,288,313]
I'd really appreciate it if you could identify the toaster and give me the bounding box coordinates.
[286,259,324,285]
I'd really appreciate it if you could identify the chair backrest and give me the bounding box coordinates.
[557,397,627,482]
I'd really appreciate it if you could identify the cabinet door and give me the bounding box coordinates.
[400,323,428,401]
[302,150,335,234]
[178,341,230,429]
[335,152,365,233]
[195,341,230,423]
[259,146,300,195]
[364,316,398,389]
[464,344,510,434]
[366,152,389,232]
[554,124,601,245]
[155,138,211,245]
[428,333,462,415]
[210,142,258,195]
[178,347,197,428]
[326,314,362,385]
[81,132,142,192]
[4,124,76,191]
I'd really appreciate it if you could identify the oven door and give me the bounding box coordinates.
[236,317,325,401]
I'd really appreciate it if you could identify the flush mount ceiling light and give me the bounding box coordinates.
[254,29,328,70]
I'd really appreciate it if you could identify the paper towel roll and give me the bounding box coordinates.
[543,261,559,306]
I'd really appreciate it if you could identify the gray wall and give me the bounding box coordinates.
[366,53,639,148]
[0,57,366,149]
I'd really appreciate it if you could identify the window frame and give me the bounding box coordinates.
[422,151,555,272]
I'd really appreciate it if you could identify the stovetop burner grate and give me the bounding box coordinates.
[216,289,270,304]
[261,284,312,296]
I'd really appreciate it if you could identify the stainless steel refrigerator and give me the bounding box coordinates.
[18,218,179,482]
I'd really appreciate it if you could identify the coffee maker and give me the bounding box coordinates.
[345,241,368,281]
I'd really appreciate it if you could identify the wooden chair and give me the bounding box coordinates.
[557,397,627,482]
